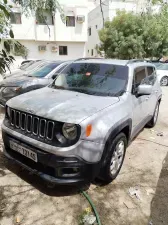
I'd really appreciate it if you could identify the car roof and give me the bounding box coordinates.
[73,58,156,68]
[40,60,65,63]
[74,59,128,65]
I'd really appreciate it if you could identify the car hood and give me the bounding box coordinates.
[7,87,119,124]
[0,75,44,88]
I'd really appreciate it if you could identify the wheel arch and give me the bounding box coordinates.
[101,119,132,167]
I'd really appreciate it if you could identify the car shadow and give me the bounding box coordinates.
[149,152,168,225]
[7,161,90,196]
[0,150,90,197]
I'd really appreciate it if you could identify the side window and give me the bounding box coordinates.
[145,67,156,86]
[133,66,146,90]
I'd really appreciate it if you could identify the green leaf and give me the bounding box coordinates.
[4,41,10,52]
[3,0,7,4]
[2,49,7,57]
[9,55,15,60]
[0,3,10,18]
[9,5,13,8]
[9,29,14,38]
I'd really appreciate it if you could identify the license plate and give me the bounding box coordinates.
[9,140,38,162]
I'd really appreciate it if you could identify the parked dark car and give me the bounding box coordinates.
[0,60,70,106]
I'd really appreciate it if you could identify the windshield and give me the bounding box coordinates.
[28,62,60,78]
[157,64,168,70]
[25,61,46,72]
[52,63,128,96]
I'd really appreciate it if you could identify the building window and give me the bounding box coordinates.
[91,49,94,56]
[88,27,91,36]
[59,46,68,55]
[10,13,22,24]
[95,25,98,29]
[66,16,75,27]
[36,10,54,25]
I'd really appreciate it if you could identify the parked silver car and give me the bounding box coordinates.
[0,60,70,106]
[2,59,162,184]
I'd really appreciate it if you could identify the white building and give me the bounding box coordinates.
[87,0,146,57]
[9,0,91,65]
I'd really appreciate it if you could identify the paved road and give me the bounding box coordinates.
[0,88,168,225]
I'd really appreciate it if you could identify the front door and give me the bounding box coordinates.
[145,66,158,116]
[131,66,149,136]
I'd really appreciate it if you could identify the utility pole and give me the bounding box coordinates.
[100,0,105,27]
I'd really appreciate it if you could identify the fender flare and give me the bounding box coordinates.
[101,118,132,166]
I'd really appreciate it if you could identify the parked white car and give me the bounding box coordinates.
[156,64,168,86]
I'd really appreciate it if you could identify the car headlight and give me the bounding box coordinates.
[62,123,77,140]
[2,87,21,93]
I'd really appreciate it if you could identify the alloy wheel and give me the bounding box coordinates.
[110,140,125,176]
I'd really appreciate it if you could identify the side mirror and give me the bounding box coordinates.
[137,84,152,96]
[52,73,59,80]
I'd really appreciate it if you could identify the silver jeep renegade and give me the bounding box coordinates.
[2,59,162,185]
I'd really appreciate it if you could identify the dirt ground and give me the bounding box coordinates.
[0,87,168,225]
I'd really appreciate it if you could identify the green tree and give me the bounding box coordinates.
[98,6,168,59]
[0,0,15,74]
[0,0,28,74]
[13,0,66,23]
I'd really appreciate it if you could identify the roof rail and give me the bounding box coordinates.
[126,59,147,65]
[74,57,104,62]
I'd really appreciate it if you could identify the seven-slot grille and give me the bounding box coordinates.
[9,108,55,140]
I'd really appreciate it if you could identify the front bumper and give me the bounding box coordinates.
[2,131,101,185]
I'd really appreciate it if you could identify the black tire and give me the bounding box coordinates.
[99,133,127,184]
[160,76,168,86]
[147,101,160,128]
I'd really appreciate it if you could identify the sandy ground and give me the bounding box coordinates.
[0,88,168,225]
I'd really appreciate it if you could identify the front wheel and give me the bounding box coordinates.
[99,133,127,184]
[147,102,160,128]
[160,76,168,86]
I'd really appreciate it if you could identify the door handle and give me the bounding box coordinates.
[146,97,149,100]
[155,90,158,93]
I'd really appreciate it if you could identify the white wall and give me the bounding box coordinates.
[55,7,88,42]
[86,0,139,57]
[18,40,86,60]
[87,0,109,57]
[11,0,88,43]
[8,0,89,61]
[35,25,55,41]
[11,14,36,40]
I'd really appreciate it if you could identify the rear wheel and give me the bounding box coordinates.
[99,133,127,183]
[147,102,160,128]
[160,76,168,86]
